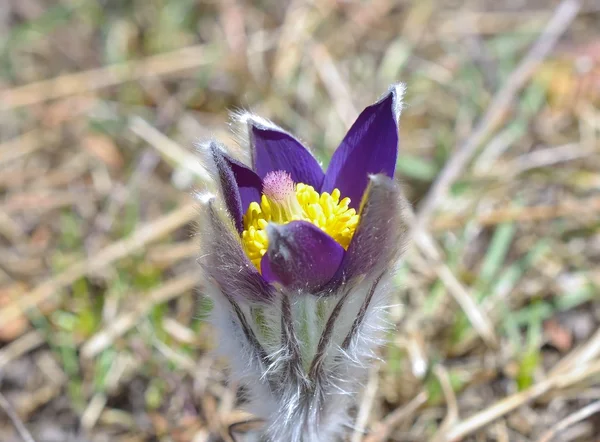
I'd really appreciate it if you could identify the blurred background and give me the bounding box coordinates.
[0,0,599,441]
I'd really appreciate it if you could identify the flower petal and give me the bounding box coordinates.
[222,154,263,215]
[329,174,408,286]
[321,84,405,209]
[198,195,274,303]
[261,221,344,291]
[247,116,324,188]
[209,143,244,232]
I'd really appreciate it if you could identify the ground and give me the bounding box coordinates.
[0,0,599,441]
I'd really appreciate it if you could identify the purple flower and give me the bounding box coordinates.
[198,84,409,442]
[200,84,407,297]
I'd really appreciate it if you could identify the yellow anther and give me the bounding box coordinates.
[241,180,360,271]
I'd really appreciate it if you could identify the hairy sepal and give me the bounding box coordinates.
[203,274,403,441]
[197,195,273,304]
[199,172,409,442]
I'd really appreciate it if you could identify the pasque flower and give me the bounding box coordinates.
[198,84,409,442]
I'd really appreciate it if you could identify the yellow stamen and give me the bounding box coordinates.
[242,181,359,272]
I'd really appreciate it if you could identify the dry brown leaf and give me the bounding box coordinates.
[0,283,29,341]
[82,134,124,169]
[544,318,573,352]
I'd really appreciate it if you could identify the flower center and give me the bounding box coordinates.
[242,171,359,272]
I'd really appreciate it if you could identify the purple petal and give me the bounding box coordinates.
[209,143,244,232]
[328,174,408,288]
[222,155,263,215]
[198,197,274,303]
[321,84,404,209]
[261,221,344,291]
[248,116,324,188]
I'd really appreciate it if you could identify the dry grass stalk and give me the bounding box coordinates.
[0,44,216,110]
[416,0,581,226]
[81,271,201,358]
[0,392,36,442]
[440,359,600,441]
[0,203,197,326]
[536,400,600,442]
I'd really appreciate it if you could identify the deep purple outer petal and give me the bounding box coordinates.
[262,221,344,291]
[209,143,244,232]
[259,254,277,284]
[249,119,324,189]
[321,85,404,209]
[222,155,263,215]
[199,198,274,303]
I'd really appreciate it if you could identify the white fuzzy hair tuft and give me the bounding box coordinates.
[203,270,399,442]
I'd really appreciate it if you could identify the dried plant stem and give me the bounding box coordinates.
[363,391,429,442]
[351,364,379,442]
[0,128,60,167]
[440,359,600,441]
[81,272,201,358]
[129,116,212,182]
[432,196,600,231]
[310,43,358,128]
[406,208,498,348]
[0,203,197,326]
[536,400,600,442]
[431,365,459,442]
[0,44,217,110]
[0,392,36,442]
[0,331,45,370]
[416,0,581,227]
